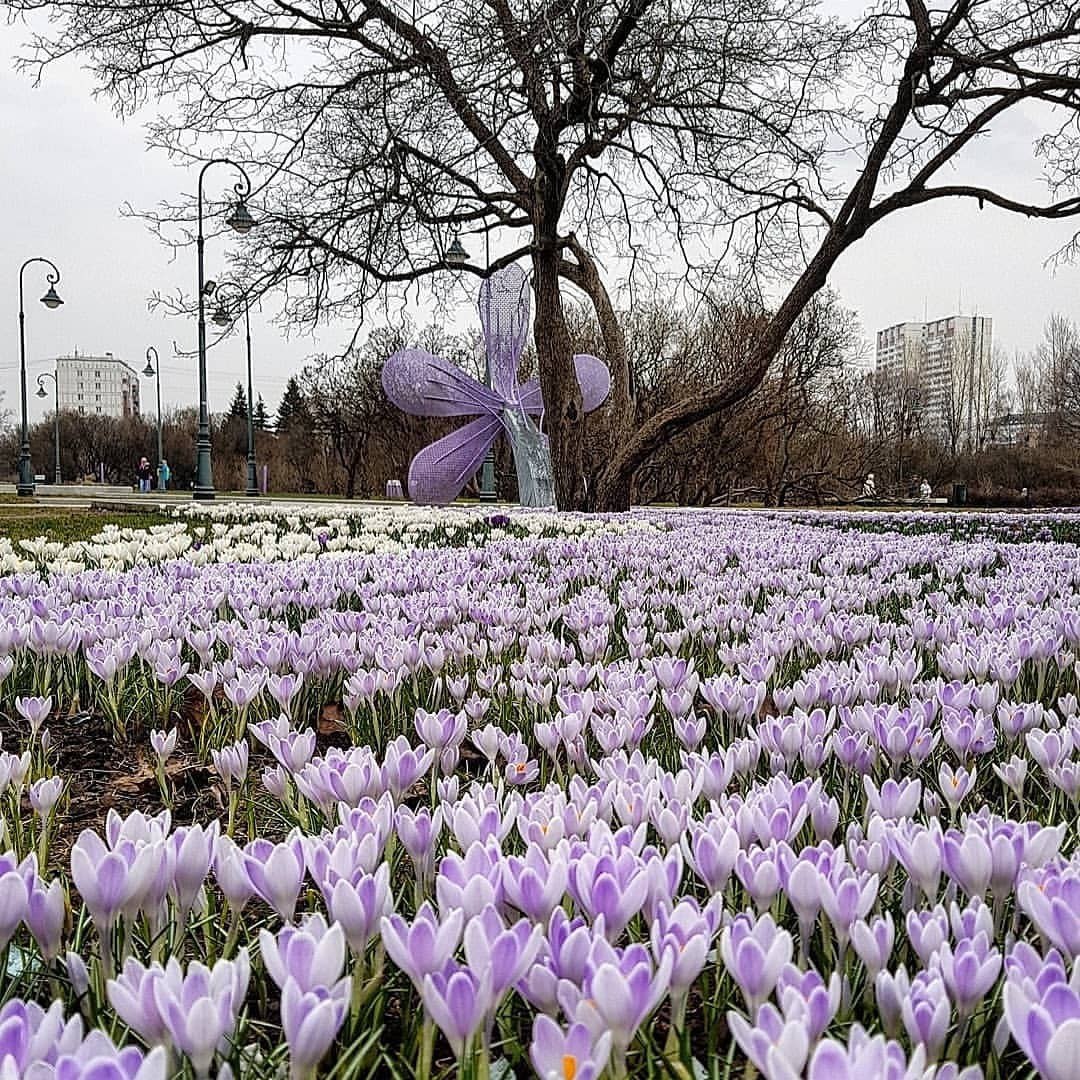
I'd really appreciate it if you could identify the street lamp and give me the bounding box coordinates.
[193,159,257,500]
[34,369,61,485]
[16,259,64,496]
[211,283,259,496]
[445,236,468,266]
[143,347,165,489]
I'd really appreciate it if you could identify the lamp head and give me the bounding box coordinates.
[211,304,232,327]
[40,285,63,309]
[36,384,47,398]
[143,360,156,377]
[445,237,468,266]
[202,279,217,297]
[225,199,257,234]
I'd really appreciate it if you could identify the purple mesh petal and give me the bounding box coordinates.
[478,264,530,401]
[408,415,501,505]
[382,349,499,417]
[574,353,611,413]
[517,354,610,415]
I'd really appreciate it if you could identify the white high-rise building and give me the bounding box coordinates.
[55,351,141,419]
[874,315,993,441]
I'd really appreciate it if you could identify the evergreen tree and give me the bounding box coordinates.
[253,394,270,430]
[227,382,248,420]
[276,376,309,432]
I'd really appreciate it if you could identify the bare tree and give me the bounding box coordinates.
[8,0,1080,508]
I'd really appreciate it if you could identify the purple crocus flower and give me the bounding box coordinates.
[720,913,794,1015]
[851,912,894,981]
[280,975,350,1080]
[108,958,170,1044]
[503,844,569,923]
[0,998,84,1073]
[862,776,921,820]
[906,907,949,967]
[321,863,393,956]
[1004,942,1080,1080]
[530,1015,611,1080]
[1018,863,1080,959]
[154,952,250,1077]
[942,829,993,900]
[900,969,951,1064]
[727,1002,811,1080]
[150,728,178,766]
[651,897,720,1011]
[213,835,258,911]
[15,695,52,737]
[210,741,249,791]
[70,830,156,933]
[29,776,64,818]
[436,840,504,917]
[574,943,673,1059]
[170,821,219,917]
[381,736,434,800]
[937,931,1001,1018]
[421,962,492,1060]
[242,835,306,922]
[567,844,652,941]
[807,1025,931,1080]
[396,805,442,892]
[463,903,543,1002]
[939,763,977,810]
[380,903,465,992]
[776,964,841,1043]
[683,817,740,894]
[26,876,66,961]
[260,912,347,992]
[818,866,878,953]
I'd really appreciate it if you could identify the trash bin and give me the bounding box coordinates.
[951,483,967,506]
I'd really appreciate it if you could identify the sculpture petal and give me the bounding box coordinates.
[516,354,611,415]
[382,348,500,417]
[407,415,501,505]
[574,353,611,412]
[478,265,530,402]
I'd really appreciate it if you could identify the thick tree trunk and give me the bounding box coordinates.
[533,244,586,509]
[531,151,587,510]
[561,237,633,511]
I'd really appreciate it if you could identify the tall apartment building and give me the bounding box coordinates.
[55,352,141,418]
[875,315,993,441]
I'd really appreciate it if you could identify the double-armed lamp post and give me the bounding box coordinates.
[16,258,64,496]
[34,369,61,485]
[211,284,259,496]
[193,159,257,500]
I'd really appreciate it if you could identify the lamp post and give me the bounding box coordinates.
[16,259,64,496]
[211,284,259,496]
[142,347,164,488]
[193,160,257,500]
[34,369,60,485]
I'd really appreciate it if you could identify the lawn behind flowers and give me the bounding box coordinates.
[0,503,1075,1079]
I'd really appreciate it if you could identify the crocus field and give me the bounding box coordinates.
[1,504,1079,1080]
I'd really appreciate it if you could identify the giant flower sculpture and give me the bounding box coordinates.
[382,264,610,506]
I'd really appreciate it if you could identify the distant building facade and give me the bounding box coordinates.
[875,315,993,441]
[55,352,141,418]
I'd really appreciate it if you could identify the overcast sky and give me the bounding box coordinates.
[3,14,1079,425]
